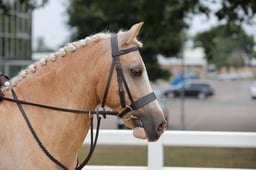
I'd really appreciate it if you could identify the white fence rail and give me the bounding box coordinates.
[82,130,256,170]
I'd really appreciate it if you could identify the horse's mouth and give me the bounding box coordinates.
[132,118,147,139]
[133,127,147,139]
[132,118,167,141]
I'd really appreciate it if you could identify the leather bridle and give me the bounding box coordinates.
[0,34,157,170]
[102,34,157,118]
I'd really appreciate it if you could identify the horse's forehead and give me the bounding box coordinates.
[121,52,144,67]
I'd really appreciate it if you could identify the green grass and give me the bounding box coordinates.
[164,147,256,168]
[78,145,256,168]
[79,146,147,166]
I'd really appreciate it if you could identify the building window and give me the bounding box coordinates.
[0,1,32,73]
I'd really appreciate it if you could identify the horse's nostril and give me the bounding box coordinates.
[157,122,167,134]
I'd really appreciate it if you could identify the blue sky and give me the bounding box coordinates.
[32,0,256,50]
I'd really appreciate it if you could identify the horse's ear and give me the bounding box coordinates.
[126,22,144,44]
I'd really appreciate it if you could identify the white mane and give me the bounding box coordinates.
[3,33,110,90]
[2,31,143,91]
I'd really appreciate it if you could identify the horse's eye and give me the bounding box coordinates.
[130,67,142,77]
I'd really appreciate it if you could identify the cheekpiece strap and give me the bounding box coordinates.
[108,34,139,108]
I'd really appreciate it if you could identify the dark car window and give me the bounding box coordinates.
[163,81,214,99]
[192,84,209,88]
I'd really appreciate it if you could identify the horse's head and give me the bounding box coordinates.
[98,22,167,141]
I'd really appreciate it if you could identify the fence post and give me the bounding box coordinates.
[147,139,163,170]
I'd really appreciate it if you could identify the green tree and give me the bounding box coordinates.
[66,0,256,80]
[209,0,256,25]
[2,0,256,79]
[66,0,204,81]
[194,23,254,69]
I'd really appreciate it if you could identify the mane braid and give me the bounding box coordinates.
[1,30,143,92]
[2,33,110,91]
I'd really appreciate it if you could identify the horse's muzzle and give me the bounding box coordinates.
[132,114,167,141]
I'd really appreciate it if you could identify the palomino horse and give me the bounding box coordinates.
[0,22,166,169]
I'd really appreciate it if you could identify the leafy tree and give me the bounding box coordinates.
[207,0,256,25]
[194,23,254,69]
[66,0,256,80]
[2,0,256,80]
[66,0,205,81]
[192,0,256,69]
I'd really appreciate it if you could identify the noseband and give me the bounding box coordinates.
[0,34,157,170]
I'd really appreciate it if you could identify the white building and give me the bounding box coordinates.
[158,47,207,78]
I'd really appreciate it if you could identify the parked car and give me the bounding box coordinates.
[163,80,214,99]
[250,81,256,99]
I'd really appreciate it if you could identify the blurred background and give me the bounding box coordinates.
[0,0,256,168]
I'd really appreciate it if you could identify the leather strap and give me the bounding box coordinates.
[107,34,157,118]
[119,92,157,118]
[101,34,139,109]
[11,89,69,170]
[111,34,139,57]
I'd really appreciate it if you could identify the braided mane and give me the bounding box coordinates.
[2,31,142,91]
[2,33,109,91]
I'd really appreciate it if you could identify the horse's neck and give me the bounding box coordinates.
[10,46,105,167]
[15,48,100,109]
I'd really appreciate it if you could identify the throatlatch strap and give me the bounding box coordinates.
[119,92,157,118]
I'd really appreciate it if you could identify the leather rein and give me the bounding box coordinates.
[0,34,157,170]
